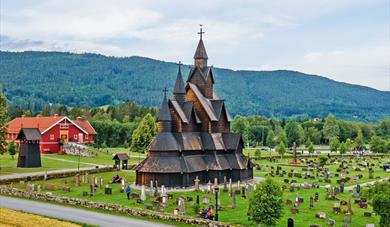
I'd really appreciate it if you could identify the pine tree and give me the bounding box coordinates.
[129,113,156,154]
[8,141,17,159]
[276,141,286,159]
[266,130,275,148]
[323,113,340,143]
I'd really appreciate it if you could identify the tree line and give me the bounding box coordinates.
[231,113,390,154]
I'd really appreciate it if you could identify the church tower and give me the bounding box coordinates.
[172,62,186,105]
[193,25,208,69]
[157,88,172,132]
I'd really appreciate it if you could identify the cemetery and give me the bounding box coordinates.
[2,153,388,227]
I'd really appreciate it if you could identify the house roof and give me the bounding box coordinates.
[113,153,129,160]
[16,128,42,140]
[7,116,96,135]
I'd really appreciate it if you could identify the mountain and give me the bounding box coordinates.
[1,51,389,121]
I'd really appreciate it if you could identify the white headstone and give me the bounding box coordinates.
[141,185,146,201]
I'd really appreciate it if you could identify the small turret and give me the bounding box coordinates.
[157,88,172,132]
[194,25,208,69]
[173,62,186,105]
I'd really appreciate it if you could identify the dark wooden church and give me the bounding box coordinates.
[135,28,253,187]
[17,128,42,168]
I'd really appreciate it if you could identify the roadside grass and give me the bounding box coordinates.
[0,207,95,227]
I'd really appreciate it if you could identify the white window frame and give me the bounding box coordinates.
[74,134,78,139]
[50,134,54,140]
[85,134,88,139]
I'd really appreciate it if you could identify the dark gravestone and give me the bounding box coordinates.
[356,184,361,193]
[315,192,319,201]
[196,195,200,204]
[82,191,89,196]
[105,187,112,195]
[310,196,314,208]
[288,218,294,227]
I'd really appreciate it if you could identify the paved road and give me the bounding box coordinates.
[345,177,390,191]
[0,196,171,227]
[0,166,106,181]
[43,156,107,167]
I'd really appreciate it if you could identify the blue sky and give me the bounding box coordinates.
[1,0,389,91]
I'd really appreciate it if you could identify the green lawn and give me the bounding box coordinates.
[10,158,386,227]
[0,147,147,176]
[0,155,91,175]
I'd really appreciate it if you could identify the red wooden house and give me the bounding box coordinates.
[6,115,96,153]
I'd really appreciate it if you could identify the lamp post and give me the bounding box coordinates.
[214,185,219,221]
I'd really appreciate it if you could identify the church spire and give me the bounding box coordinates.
[157,88,172,132]
[194,24,208,68]
[173,62,186,105]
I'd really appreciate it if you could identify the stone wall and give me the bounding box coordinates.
[0,167,113,185]
[0,186,234,227]
[250,153,390,161]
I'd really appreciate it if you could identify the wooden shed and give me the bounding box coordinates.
[113,153,129,170]
[17,128,42,168]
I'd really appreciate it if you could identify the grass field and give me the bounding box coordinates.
[0,208,84,227]
[0,147,147,175]
[10,159,387,227]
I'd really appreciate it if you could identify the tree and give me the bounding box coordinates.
[8,141,17,159]
[306,126,322,145]
[318,156,328,166]
[323,113,340,143]
[339,142,347,155]
[345,138,354,152]
[276,128,287,146]
[0,90,8,155]
[370,136,387,153]
[284,121,304,147]
[129,113,157,153]
[248,178,283,226]
[354,129,365,151]
[276,141,286,159]
[308,142,315,154]
[370,182,390,226]
[329,136,340,153]
[266,130,276,148]
[232,115,249,144]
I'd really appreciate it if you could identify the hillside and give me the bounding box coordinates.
[1,51,389,121]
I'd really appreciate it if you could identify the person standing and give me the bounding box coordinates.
[125,185,131,200]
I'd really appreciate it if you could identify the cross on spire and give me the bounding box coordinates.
[198,24,205,40]
[162,87,168,97]
[177,61,182,69]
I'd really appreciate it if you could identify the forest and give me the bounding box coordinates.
[1,51,390,121]
[6,100,390,154]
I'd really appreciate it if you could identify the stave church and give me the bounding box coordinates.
[135,28,253,187]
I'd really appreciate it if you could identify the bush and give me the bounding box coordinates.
[248,178,283,226]
[318,156,328,166]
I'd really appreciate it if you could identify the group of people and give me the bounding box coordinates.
[111,175,132,199]
[198,206,215,220]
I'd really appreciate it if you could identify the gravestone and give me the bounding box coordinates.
[310,196,314,209]
[75,174,80,187]
[196,195,199,204]
[288,218,294,227]
[327,218,336,226]
[161,185,167,196]
[340,181,345,193]
[202,196,210,205]
[194,176,200,191]
[105,187,112,195]
[140,185,146,201]
[121,179,125,193]
[214,178,218,187]
[162,195,168,207]
[207,181,212,194]
[99,177,103,189]
[241,186,246,198]
[89,184,94,196]
[315,192,319,201]
[357,184,361,193]
[231,191,236,208]
[150,180,154,196]
[223,176,228,192]
[177,198,185,215]
[44,171,48,181]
